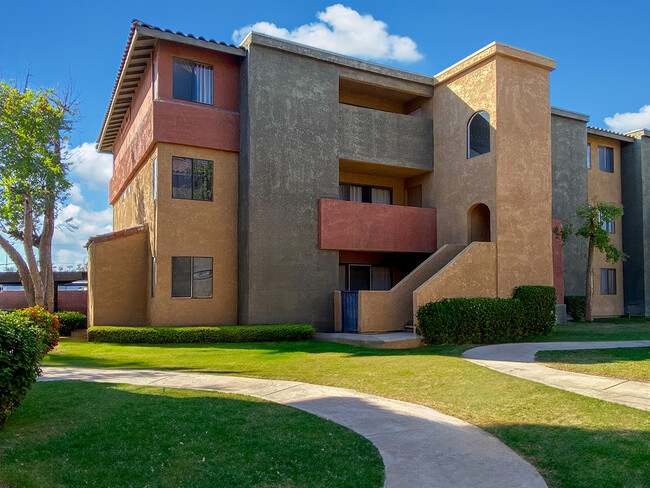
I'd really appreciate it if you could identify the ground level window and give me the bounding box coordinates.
[171,256,213,298]
[600,268,616,295]
[338,264,392,291]
[172,157,213,201]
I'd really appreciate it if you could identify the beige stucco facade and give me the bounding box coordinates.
[587,134,625,316]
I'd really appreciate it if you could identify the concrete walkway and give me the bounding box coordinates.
[463,341,650,412]
[41,366,545,488]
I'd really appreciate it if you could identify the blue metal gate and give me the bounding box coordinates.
[341,291,358,333]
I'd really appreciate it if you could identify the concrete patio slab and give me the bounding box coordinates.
[40,366,545,488]
[313,331,424,349]
[463,341,650,412]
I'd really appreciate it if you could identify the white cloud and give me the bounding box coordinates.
[232,4,423,63]
[604,105,650,133]
[67,142,113,190]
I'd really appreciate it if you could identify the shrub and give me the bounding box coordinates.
[565,296,586,321]
[57,311,87,336]
[0,314,46,430]
[9,306,59,354]
[417,285,556,344]
[88,324,315,344]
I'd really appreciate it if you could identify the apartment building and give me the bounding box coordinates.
[88,20,650,332]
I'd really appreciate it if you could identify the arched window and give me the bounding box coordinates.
[468,203,491,243]
[467,111,490,158]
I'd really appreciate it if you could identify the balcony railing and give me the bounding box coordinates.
[318,198,436,253]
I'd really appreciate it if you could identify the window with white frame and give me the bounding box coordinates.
[172,58,213,105]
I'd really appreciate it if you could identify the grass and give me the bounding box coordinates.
[530,319,650,342]
[0,381,383,488]
[537,347,650,383]
[43,331,650,488]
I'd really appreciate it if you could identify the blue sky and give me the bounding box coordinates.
[1,0,648,267]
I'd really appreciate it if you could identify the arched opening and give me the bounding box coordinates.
[467,111,490,158]
[468,203,491,243]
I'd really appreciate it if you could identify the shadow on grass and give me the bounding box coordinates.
[0,381,384,488]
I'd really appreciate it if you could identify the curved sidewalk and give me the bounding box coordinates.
[463,341,650,412]
[41,366,545,488]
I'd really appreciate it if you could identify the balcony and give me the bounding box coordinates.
[338,104,433,172]
[319,198,437,253]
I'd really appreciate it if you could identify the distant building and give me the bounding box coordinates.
[88,20,650,331]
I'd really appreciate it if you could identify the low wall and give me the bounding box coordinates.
[413,242,498,324]
[0,289,87,314]
[356,244,465,333]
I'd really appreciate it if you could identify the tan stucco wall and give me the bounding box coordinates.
[87,230,149,326]
[151,142,238,326]
[339,171,406,205]
[494,56,554,295]
[113,152,156,233]
[413,242,498,322]
[357,244,465,333]
[587,135,624,316]
[432,59,497,246]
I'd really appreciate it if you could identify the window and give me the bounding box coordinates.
[600,268,616,295]
[172,157,213,201]
[152,157,157,201]
[598,146,614,173]
[171,257,213,298]
[587,144,591,169]
[468,111,490,158]
[151,257,155,298]
[339,264,393,291]
[602,220,615,233]
[173,58,213,104]
[338,184,392,204]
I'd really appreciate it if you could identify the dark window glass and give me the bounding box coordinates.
[172,157,213,201]
[193,159,213,201]
[192,257,213,298]
[598,146,614,173]
[171,257,192,297]
[371,266,392,290]
[468,111,490,158]
[349,265,371,291]
[172,58,194,102]
[600,268,617,295]
[338,183,392,204]
[172,157,192,199]
[173,58,213,104]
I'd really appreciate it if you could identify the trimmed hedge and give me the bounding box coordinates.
[417,285,556,344]
[565,296,586,321]
[88,324,315,344]
[0,314,47,430]
[57,311,87,336]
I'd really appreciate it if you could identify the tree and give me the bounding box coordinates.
[0,80,76,311]
[556,202,628,322]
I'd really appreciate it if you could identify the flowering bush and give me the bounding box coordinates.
[0,314,47,430]
[9,306,60,355]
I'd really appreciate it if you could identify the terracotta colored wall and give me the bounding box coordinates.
[356,244,465,333]
[151,142,238,326]
[0,290,87,314]
[111,60,155,203]
[587,134,624,316]
[494,56,554,295]
[318,198,437,253]
[413,242,498,323]
[552,219,565,304]
[87,229,149,327]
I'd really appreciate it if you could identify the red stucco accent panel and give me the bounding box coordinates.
[552,218,565,304]
[319,198,437,253]
[153,100,239,153]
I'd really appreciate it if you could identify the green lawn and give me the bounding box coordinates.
[0,381,383,488]
[43,332,650,488]
[537,347,650,383]
[531,319,650,342]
